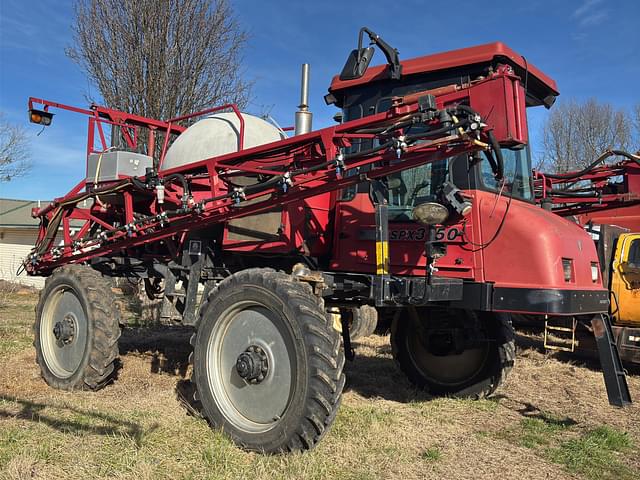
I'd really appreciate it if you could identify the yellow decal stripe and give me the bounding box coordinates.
[376,240,389,275]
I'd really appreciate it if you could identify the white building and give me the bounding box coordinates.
[0,198,49,288]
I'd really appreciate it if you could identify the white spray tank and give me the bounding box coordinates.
[161,63,312,171]
[161,112,287,171]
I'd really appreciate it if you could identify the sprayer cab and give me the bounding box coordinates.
[323,35,606,315]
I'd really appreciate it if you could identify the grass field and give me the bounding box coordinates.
[1,289,639,479]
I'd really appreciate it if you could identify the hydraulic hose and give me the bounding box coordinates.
[404,119,470,142]
[447,104,504,180]
[486,130,504,180]
[162,173,191,196]
[544,150,640,180]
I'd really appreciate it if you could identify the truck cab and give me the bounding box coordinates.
[611,232,640,325]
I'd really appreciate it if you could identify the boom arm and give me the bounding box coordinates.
[25,67,525,276]
[534,150,640,217]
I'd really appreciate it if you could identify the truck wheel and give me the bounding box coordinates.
[34,265,121,390]
[349,305,378,341]
[192,268,345,452]
[391,308,514,398]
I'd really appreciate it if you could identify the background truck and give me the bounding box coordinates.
[24,28,629,453]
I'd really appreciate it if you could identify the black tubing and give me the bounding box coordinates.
[163,173,191,196]
[544,150,640,180]
[486,130,504,180]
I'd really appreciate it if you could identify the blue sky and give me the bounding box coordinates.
[0,0,638,200]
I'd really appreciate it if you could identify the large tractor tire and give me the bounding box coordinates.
[391,308,514,398]
[34,265,121,390]
[191,268,345,453]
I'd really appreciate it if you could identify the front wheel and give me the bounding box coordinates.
[192,268,345,452]
[34,265,121,390]
[391,308,514,398]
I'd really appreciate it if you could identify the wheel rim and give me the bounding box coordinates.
[206,300,295,433]
[407,336,489,386]
[406,313,490,387]
[40,286,88,379]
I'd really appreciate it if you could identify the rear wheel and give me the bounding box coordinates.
[348,305,378,341]
[192,268,345,452]
[391,308,514,398]
[34,265,121,390]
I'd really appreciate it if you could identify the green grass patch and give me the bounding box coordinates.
[331,404,395,440]
[493,412,638,479]
[421,447,442,462]
[545,426,634,480]
[519,414,573,448]
[0,333,33,357]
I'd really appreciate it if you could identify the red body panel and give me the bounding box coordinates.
[328,189,602,292]
[468,74,529,146]
[475,191,601,290]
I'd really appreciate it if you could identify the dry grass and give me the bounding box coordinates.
[1,291,639,479]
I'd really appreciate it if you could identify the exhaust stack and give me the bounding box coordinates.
[294,64,312,135]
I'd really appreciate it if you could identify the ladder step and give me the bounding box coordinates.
[544,317,577,352]
[546,326,575,332]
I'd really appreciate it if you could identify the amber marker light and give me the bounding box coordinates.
[28,109,54,126]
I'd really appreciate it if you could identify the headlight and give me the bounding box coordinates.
[562,258,574,282]
[591,262,600,282]
[412,202,449,226]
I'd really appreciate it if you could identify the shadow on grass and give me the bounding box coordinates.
[491,393,578,427]
[118,326,429,403]
[118,325,194,377]
[0,394,158,446]
[117,329,583,416]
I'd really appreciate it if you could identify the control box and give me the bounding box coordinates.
[86,151,153,183]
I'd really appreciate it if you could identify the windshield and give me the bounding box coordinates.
[341,91,534,213]
[387,160,448,221]
[386,146,533,221]
[480,145,533,201]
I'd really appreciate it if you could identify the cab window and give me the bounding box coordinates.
[627,239,640,268]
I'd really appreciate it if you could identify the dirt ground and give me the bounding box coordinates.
[0,291,638,480]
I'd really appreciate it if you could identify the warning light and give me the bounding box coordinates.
[28,109,54,126]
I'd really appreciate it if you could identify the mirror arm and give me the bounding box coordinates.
[360,27,402,80]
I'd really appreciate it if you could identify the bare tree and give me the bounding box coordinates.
[66,0,251,121]
[633,103,640,151]
[539,99,632,173]
[0,113,30,182]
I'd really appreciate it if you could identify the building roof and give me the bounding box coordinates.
[0,198,46,228]
[0,198,85,229]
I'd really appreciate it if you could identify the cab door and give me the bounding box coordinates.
[611,233,640,325]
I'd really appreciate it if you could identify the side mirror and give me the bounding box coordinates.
[339,47,374,81]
